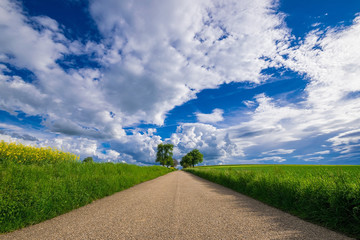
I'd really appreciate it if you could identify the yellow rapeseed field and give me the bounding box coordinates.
[0,140,79,164]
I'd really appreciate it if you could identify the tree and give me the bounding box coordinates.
[181,149,203,168]
[180,154,192,168]
[171,158,179,168]
[166,158,174,168]
[188,149,203,167]
[82,156,94,163]
[156,143,174,167]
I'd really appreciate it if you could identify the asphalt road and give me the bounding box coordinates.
[1,171,353,240]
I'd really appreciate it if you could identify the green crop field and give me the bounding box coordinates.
[184,164,360,238]
[0,141,173,233]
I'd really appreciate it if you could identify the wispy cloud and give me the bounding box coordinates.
[0,123,23,131]
[1,0,360,164]
[262,149,295,155]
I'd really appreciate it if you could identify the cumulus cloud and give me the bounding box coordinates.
[0,74,48,115]
[170,123,244,163]
[0,0,289,133]
[110,129,162,164]
[0,0,294,164]
[0,0,126,140]
[0,0,67,71]
[196,108,224,123]
[1,0,360,165]
[89,0,289,125]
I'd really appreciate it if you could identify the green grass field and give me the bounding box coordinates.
[0,141,173,233]
[184,164,360,238]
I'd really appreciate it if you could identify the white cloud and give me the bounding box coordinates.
[262,149,295,155]
[211,15,360,162]
[227,94,303,144]
[0,0,67,71]
[0,123,23,131]
[295,150,330,158]
[0,0,127,140]
[2,0,360,165]
[0,133,38,146]
[243,100,256,108]
[170,123,244,162]
[0,64,9,72]
[0,0,293,164]
[89,0,289,125]
[0,130,93,158]
[294,150,330,161]
[196,108,224,123]
[110,128,163,164]
[328,130,360,146]
[277,15,360,154]
[96,149,134,163]
[328,130,360,155]
[303,156,324,162]
[2,126,163,164]
[218,14,360,162]
[0,0,289,139]
[0,129,136,163]
[254,156,286,163]
[312,150,330,155]
[0,74,48,115]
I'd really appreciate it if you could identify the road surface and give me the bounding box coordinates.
[1,171,353,239]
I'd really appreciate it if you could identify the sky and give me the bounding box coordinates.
[1,0,360,165]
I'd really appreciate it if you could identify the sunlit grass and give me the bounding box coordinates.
[185,164,360,238]
[0,141,173,233]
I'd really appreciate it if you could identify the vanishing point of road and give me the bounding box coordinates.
[2,171,353,240]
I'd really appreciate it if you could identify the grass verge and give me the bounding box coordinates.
[184,165,360,238]
[0,141,173,233]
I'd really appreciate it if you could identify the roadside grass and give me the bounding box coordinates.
[184,165,360,238]
[0,141,173,233]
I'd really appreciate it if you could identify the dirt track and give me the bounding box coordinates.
[2,171,353,240]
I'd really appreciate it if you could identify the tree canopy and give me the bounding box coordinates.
[180,149,203,168]
[156,143,174,167]
[180,154,191,168]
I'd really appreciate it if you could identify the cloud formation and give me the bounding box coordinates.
[1,0,360,164]
[89,0,289,125]
[262,149,295,156]
[170,123,244,164]
[196,108,224,123]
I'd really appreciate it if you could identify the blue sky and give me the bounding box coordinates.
[1,0,360,165]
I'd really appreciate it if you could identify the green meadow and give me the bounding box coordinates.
[184,164,360,238]
[0,141,173,233]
